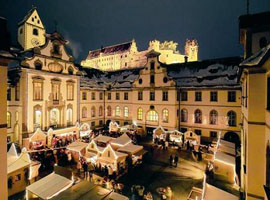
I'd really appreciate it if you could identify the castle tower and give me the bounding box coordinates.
[17,7,46,50]
[148,40,160,51]
[185,39,199,62]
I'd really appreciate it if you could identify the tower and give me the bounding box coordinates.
[185,39,199,62]
[17,7,46,50]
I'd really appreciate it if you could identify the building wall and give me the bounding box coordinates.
[8,166,29,197]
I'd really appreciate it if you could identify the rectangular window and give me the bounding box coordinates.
[268,77,270,110]
[150,62,155,70]
[91,121,95,127]
[15,83,20,101]
[34,82,43,100]
[91,92,95,100]
[181,91,188,101]
[82,92,87,100]
[138,91,143,100]
[108,92,111,100]
[210,91,218,102]
[150,75,155,84]
[150,91,155,101]
[195,129,202,136]
[99,92,103,100]
[99,120,103,126]
[7,88,11,101]
[228,91,236,102]
[67,84,74,100]
[116,92,120,100]
[210,131,217,138]
[52,83,60,101]
[162,91,168,101]
[195,91,202,101]
[124,92,128,100]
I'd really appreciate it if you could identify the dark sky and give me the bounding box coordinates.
[0,0,270,62]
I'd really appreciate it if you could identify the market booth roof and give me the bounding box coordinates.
[111,133,132,146]
[26,173,73,199]
[118,143,143,154]
[94,135,115,144]
[204,184,238,200]
[66,141,88,152]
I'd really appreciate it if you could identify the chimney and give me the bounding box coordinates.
[184,56,188,63]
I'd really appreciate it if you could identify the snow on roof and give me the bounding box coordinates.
[240,44,270,67]
[26,173,73,199]
[94,135,115,144]
[8,148,31,174]
[66,141,88,152]
[215,151,235,166]
[204,184,238,200]
[117,144,143,154]
[104,192,129,200]
[111,133,132,146]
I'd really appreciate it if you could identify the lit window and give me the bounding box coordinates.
[194,109,202,123]
[67,84,74,100]
[209,110,218,125]
[162,109,169,123]
[124,106,129,117]
[33,82,43,100]
[67,108,72,126]
[52,82,60,101]
[227,111,236,126]
[7,112,11,128]
[137,108,143,120]
[34,106,42,129]
[115,106,121,117]
[181,109,188,122]
[146,110,158,122]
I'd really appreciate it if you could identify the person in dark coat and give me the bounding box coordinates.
[174,154,179,167]
[169,155,173,167]
[187,140,190,151]
[83,162,88,178]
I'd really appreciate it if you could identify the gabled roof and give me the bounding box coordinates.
[7,147,31,174]
[66,141,88,152]
[87,41,132,59]
[18,7,36,26]
[111,133,132,146]
[94,135,115,144]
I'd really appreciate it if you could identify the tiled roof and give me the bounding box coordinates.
[87,41,132,59]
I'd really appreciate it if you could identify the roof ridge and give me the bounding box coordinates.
[90,40,132,52]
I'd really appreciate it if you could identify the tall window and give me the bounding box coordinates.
[181,109,188,122]
[107,106,112,116]
[33,82,43,100]
[227,111,236,126]
[68,67,73,75]
[228,91,236,102]
[150,91,155,101]
[162,109,169,123]
[7,112,11,128]
[194,109,202,123]
[99,92,103,100]
[33,28,38,36]
[82,107,87,118]
[138,91,143,100]
[195,91,202,101]
[52,83,60,101]
[115,106,121,117]
[124,106,129,117]
[7,88,11,101]
[116,93,120,100]
[15,83,20,101]
[209,110,218,125]
[150,75,155,84]
[82,92,87,100]
[137,108,143,120]
[150,62,155,70]
[181,91,188,101]
[210,91,218,102]
[91,92,96,100]
[99,106,103,116]
[66,108,72,126]
[162,91,168,101]
[53,44,60,54]
[124,92,128,100]
[108,93,111,100]
[146,110,158,122]
[34,106,42,129]
[91,106,96,117]
[67,84,74,100]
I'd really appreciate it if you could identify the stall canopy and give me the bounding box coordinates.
[118,143,143,155]
[185,131,201,144]
[66,141,88,153]
[215,151,235,166]
[111,133,132,146]
[29,128,47,143]
[26,173,73,200]
[8,145,31,174]
[204,184,238,200]
[94,135,115,144]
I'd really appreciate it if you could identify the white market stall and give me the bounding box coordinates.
[79,122,92,138]
[110,133,132,149]
[23,128,47,150]
[153,126,167,141]
[66,141,88,162]
[168,130,183,144]
[84,140,104,164]
[118,144,145,164]
[26,172,73,200]
[109,121,120,133]
[184,131,201,145]
[94,135,115,147]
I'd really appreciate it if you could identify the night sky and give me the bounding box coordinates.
[0,0,270,62]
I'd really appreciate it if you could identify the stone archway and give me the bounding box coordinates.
[224,131,240,146]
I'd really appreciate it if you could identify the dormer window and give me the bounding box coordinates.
[37,20,40,24]
[53,44,60,54]
[34,61,42,70]
[150,62,155,70]
[68,67,74,75]
[33,28,38,36]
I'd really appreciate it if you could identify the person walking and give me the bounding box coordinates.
[169,155,173,167]
[174,154,179,167]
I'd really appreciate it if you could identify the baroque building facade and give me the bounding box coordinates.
[81,38,198,71]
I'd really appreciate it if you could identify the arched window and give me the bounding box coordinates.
[181,109,188,122]
[210,110,218,125]
[91,106,96,117]
[82,107,87,118]
[137,108,143,120]
[34,61,42,70]
[162,109,169,123]
[68,66,74,75]
[107,106,112,117]
[115,106,121,117]
[194,109,202,123]
[33,28,38,36]
[7,112,11,128]
[124,106,129,117]
[146,110,158,122]
[34,106,42,129]
[99,106,103,116]
[66,108,72,126]
[227,111,236,126]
